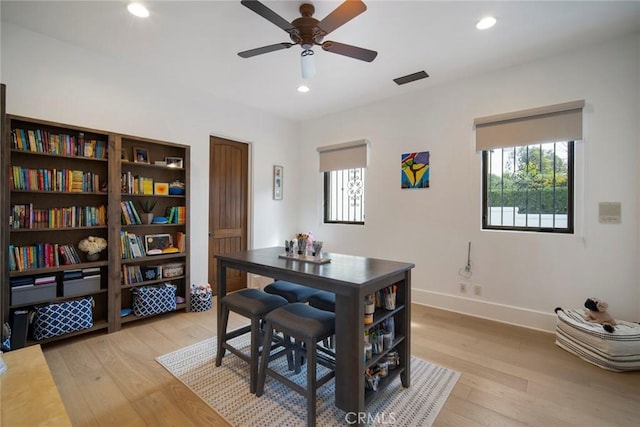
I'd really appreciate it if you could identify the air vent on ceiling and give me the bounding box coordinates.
[393,70,429,86]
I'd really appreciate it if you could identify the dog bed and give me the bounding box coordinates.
[555,308,640,372]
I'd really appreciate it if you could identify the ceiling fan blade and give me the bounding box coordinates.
[238,43,295,58]
[321,41,377,62]
[317,0,367,35]
[240,0,295,32]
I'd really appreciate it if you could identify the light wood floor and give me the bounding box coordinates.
[42,303,640,426]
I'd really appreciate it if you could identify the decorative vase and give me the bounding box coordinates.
[141,213,154,224]
[86,252,100,262]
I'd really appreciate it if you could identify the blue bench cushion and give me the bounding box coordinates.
[264,280,320,303]
[221,288,287,317]
[307,291,336,312]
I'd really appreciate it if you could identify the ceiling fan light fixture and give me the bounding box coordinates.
[476,16,496,30]
[301,49,316,79]
[127,3,149,18]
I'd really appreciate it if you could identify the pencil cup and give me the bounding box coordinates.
[384,292,396,310]
[382,332,393,350]
[364,343,372,360]
[373,334,384,354]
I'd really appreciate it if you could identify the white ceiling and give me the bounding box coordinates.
[2,1,640,122]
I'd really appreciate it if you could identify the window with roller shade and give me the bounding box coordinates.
[475,101,584,233]
[318,140,369,224]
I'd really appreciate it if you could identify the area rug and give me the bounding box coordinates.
[156,335,460,426]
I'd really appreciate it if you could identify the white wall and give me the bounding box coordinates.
[3,22,639,332]
[1,23,301,287]
[296,33,640,331]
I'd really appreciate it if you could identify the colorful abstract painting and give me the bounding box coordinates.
[401,151,430,189]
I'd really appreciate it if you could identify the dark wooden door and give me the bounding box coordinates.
[208,136,248,294]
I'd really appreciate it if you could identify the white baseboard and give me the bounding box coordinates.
[412,289,557,333]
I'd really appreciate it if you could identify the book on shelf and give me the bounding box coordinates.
[128,235,143,258]
[122,265,145,285]
[63,269,83,280]
[58,244,81,265]
[11,128,107,159]
[8,245,16,271]
[10,166,102,192]
[34,275,56,285]
[166,206,186,224]
[10,277,35,289]
[120,200,142,225]
[176,232,186,252]
[82,267,101,278]
[120,172,156,195]
[129,201,142,225]
[10,203,106,229]
[142,178,153,195]
[120,202,132,225]
[9,243,67,271]
[120,231,146,259]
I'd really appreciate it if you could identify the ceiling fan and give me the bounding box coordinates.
[238,0,377,78]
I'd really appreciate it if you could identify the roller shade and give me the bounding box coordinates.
[474,100,584,151]
[317,139,369,172]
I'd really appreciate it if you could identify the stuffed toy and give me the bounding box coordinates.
[583,297,616,333]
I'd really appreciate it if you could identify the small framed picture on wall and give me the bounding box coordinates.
[273,165,283,200]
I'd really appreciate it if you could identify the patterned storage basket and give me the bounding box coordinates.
[163,263,184,278]
[132,284,176,317]
[2,322,11,351]
[190,285,212,312]
[33,297,94,340]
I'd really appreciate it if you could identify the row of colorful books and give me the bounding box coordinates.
[120,231,146,259]
[166,206,186,224]
[10,203,107,229]
[121,264,162,285]
[10,166,103,193]
[120,200,142,225]
[11,128,107,159]
[8,243,83,271]
[121,172,154,195]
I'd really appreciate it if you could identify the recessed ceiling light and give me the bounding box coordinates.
[128,3,149,18]
[297,85,310,93]
[476,16,496,30]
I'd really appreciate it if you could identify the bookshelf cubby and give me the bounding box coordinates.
[114,134,189,330]
[1,114,190,347]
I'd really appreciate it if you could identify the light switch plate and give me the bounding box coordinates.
[599,202,621,224]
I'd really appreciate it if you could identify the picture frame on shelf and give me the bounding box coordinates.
[273,165,283,200]
[144,234,173,253]
[154,182,169,195]
[140,265,162,281]
[133,147,150,164]
[165,157,183,168]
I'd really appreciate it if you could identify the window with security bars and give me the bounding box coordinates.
[482,141,574,233]
[324,168,365,224]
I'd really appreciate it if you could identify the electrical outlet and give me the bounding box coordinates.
[474,285,482,296]
[459,283,467,293]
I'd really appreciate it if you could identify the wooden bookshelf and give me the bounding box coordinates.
[112,133,190,331]
[1,114,190,347]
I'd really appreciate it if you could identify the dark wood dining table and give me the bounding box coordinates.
[215,246,415,415]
